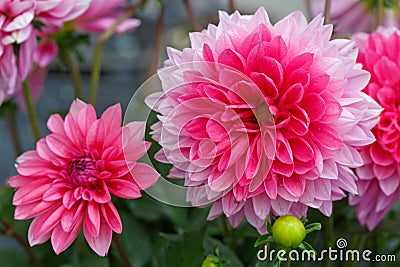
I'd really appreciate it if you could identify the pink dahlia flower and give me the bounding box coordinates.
[72,0,141,34]
[350,27,400,230]
[8,99,159,256]
[310,0,400,36]
[146,8,381,233]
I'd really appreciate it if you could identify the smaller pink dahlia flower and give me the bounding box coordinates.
[310,0,400,36]
[8,99,159,256]
[72,0,141,34]
[350,27,400,230]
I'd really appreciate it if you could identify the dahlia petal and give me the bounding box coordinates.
[370,142,394,166]
[13,178,52,205]
[46,134,78,159]
[311,123,343,150]
[244,202,264,228]
[42,182,69,201]
[101,103,122,134]
[264,174,278,199]
[51,222,81,255]
[227,209,244,228]
[76,103,97,134]
[61,201,85,232]
[86,202,101,237]
[28,205,65,246]
[14,201,54,220]
[218,49,245,72]
[86,120,106,153]
[64,114,84,147]
[270,197,292,216]
[107,178,141,199]
[282,174,305,198]
[101,202,122,234]
[207,201,223,220]
[373,164,395,180]
[130,162,160,190]
[84,217,112,257]
[47,114,66,135]
[290,138,314,162]
[93,180,112,203]
[378,174,400,196]
[63,190,77,209]
[123,121,146,144]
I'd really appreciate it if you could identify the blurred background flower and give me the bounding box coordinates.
[350,26,400,231]
[310,0,400,36]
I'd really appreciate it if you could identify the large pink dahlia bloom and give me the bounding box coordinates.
[8,99,159,256]
[146,8,381,233]
[350,27,400,230]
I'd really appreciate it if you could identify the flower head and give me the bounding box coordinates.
[350,27,400,230]
[146,8,381,233]
[8,99,159,256]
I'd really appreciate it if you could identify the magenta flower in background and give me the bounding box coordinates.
[72,0,141,34]
[34,0,91,29]
[350,27,400,230]
[8,99,159,256]
[0,0,36,105]
[310,0,400,35]
[146,8,381,233]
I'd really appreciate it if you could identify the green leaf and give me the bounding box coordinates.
[153,228,206,267]
[272,256,281,267]
[111,213,153,267]
[298,242,317,260]
[155,0,165,6]
[0,248,29,267]
[204,237,244,267]
[254,234,274,247]
[265,220,273,234]
[305,222,321,234]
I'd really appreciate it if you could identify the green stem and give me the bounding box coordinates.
[323,215,334,267]
[6,107,23,156]
[182,0,201,31]
[0,217,41,267]
[147,7,164,78]
[89,0,146,106]
[304,0,312,19]
[375,0,385,29]
[282,248,291,267]
[112,235,133,267]
[324,0,332,24]
[228,0,235,13]
[346,234,368,267]
[89,43,103,106]
[63,50,84,100]
[22,80,41,141]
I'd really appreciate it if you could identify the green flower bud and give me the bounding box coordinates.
[271,215,306,248]
[201,256,219,267]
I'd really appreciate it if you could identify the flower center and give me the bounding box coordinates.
[68,158,97,187]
